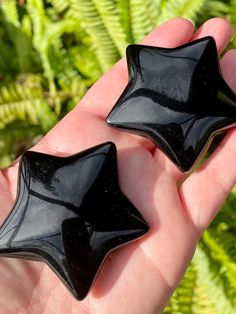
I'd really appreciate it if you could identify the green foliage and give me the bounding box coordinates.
[66,0,120,71]
[0,122,42,168]
[156,0,207,25]
[0,1,236,312]
[164,188,236,313]
[116,0,133,42]
[230,0,236,45]
[0,78,56,130]
[129,0,158,42]
[0,74,58,166]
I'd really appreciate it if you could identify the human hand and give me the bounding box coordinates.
[0,18,235,314]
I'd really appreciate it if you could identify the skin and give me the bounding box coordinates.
[0,17,236,314]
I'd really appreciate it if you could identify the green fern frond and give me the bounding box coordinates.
[47,38,82,94]
[207,187,236,264]
[67,0,119,72]
[230,0,236,45]
[0,0,37,73]
[46,0,71,13]
[0,122,42,168]
[69,45,101,82]
[26,0,47,40]
[0,0,20,27]
[165,244,236,313]
[27,0,56,94]
[21,14,33,37]
[201,230,236,306]
[0,36,16,75]
[130,0,159,42]
[202,1,229,16]
[27,0,89,112]
[146,0,162,27]
[157,0,206,25]
[192,245,236,314]
[42,19,78,46]
[231,0,236,22]
[92,0,128,55]
[0,80,57,131]
[196,1,229,27]
[115,0,133,42]
[164,264,198,313]
[165,185,236,314]
[42,19,81,91]
[198,188,236,307]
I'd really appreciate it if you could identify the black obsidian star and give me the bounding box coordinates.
[0,142,148,300]
[106,37,236,172]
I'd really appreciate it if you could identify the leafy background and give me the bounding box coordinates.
[0,0,236,313]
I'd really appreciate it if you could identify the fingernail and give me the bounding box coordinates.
[186,18,195,27]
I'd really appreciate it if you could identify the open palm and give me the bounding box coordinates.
[0,18,236,314]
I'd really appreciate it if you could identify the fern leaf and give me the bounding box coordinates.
[0,122,42,168]
[164,263,198,313]
[0,33,16,75]
[0,80,57,131]
[43,19,78,46]
[203,1,229,17]
[157,0,206,25]
[47,38,81,92]
[230,0,236,45]
[26,0,56,94]
[0,99,50,129]
[196,1,229,27]
[165,244,236,313]
[201,230,236,306]
[46,0,71,13]
[69,45,101,82]
[146,0,162,27]
[26,0,47,40]
[67,0,119,72]
[192,245,236,314]
[0,0,37,73]
[92,0,128,55]
[0,0,20,27]
[21,14,33,37]
[165,188,236,314]
[231,0,236,23]
[115,0,133,42]
[207,187,236,265]
[27,0,88,105]
[130,0,159,42]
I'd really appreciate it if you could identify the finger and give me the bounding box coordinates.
[221,49,236,84]
[79,18,195,118]
[191,18,234,53]
[180,49,236,234]
[0,172,13,210]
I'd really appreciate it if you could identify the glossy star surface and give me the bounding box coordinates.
[106,37,236,172]
[0,142,148,300]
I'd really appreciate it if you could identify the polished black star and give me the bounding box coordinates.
[106,36,236,172]
[0,142,148,300]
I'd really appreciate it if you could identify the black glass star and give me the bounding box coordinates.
[106,37,236,172]
[0,142,148,300]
